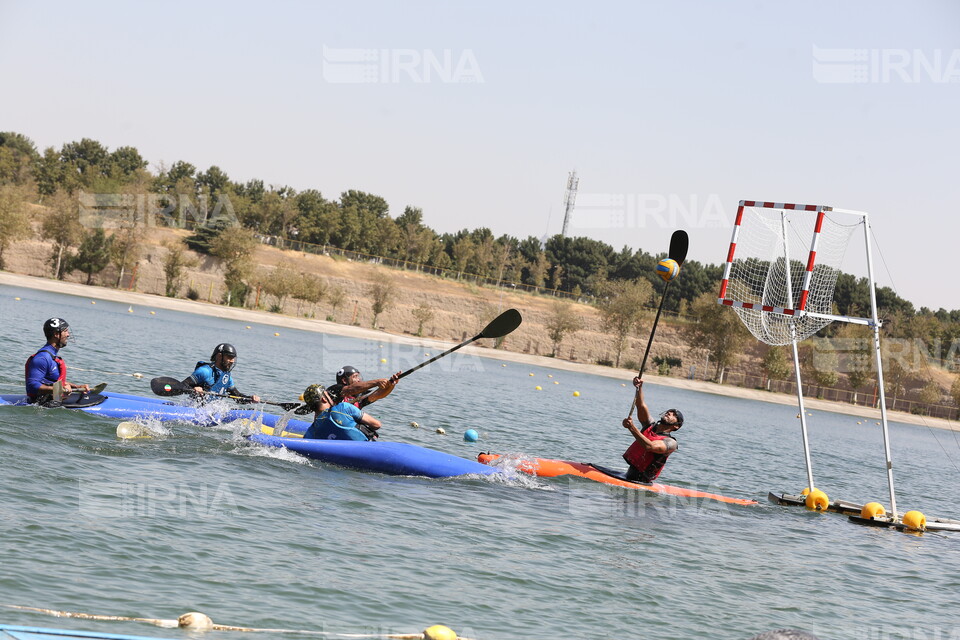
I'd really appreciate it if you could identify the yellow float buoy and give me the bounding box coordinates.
[861,502,886,520]
[805,488,829,511]
[573,391,580,397]
[246,326,251,329]
[127,306,133,313]
[801,487,811,496]
[423,625,457,640]
[274,332,280,336]
[548,374,553,378]
[91,301,96,304]
[535,386,542,390]
[150,311,156,315]
[502,363,507,367]
[14,297,20,301]
[529,373,534,376]
[380,358,387,363]
[553,381,559,384]
[902,510,927,531]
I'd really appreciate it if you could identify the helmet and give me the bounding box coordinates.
[660,408,684,428]
[336,365,360,384]
[211,343,238,371]
[43,317,70,340]
[302,383,327,408]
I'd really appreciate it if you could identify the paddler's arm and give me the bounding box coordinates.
[359,372,401,406]
[621,416,672,454]
[358,412,381,431]
[632,377,653,426]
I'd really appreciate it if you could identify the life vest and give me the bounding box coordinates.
[304,402,371,441]
[622,423,677,482]
[192,361,234,394]
[25,345,67,401]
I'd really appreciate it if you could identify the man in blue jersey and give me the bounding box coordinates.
[301,383,382,441]
[25,318,90,403]
[182,343,260,404]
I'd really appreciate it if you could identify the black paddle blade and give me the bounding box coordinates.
[480,308,523,339]
[668,230,689,266]
[150,376,189,396]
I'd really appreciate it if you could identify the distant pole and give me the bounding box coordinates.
[560,170,579,238]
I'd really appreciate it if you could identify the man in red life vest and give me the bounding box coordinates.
[25,317,90,403]
[621,376,683,483]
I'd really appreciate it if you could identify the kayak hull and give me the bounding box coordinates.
[0,392,298,428]
[478,454,757,505]
[248,433,498,478]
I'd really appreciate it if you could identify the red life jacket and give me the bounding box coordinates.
[622,424,676,482]
[25,346,67,400]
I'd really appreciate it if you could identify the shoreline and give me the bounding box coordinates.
[3,270,958,433]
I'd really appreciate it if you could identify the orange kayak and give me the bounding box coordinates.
[477,454,757,506]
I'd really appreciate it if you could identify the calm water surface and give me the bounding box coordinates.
[1,284,959,640]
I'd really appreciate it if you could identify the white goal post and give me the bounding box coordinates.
[716,200,899,519]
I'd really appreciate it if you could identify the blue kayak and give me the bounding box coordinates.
[0,625,173,640]
[0,391,291,428]
[248,432,498,478]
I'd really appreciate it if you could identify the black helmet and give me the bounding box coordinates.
[660,408,684,428]
[336,365,360,384]
[43,317,70,340]
[211,343,238,371]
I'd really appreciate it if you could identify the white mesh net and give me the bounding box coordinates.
[721,205,859,345]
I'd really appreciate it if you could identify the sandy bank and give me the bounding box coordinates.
[3,270,957,433]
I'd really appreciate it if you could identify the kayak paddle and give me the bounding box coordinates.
[149,376,303,411]
[396,308,523,381]
[628,230,688,418]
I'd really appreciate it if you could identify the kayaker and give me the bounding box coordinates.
[301,383,382,441]
[621,376,683,482]
[182,343,261,404]
[327,365,400,408]
[25,317,90,403]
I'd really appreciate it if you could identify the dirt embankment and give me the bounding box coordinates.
[5,227,701,370]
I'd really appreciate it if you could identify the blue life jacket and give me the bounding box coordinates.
[303,402,370,441]
[189,361,235,394]
[25,344,66,401]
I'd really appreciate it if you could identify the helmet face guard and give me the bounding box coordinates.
[212,343,238,371]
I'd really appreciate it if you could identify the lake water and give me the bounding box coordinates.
[1,283,959,640]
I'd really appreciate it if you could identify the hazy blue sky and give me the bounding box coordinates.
[2,1,958,310]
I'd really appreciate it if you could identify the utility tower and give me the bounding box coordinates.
[560,170,579,238]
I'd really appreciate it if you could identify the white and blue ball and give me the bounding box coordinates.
[656,258,680,282]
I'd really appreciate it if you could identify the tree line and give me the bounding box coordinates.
[2,131,960,401]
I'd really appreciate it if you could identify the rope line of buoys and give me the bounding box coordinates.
[68,366,144,379]
[0,605,471,639]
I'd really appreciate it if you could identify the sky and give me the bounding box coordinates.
[1,0,958,310]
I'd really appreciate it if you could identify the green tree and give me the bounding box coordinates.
[36,147,63,197]
[162,241,197,297]
[0,185,33,269]
[684,292,750,380]
[546,301,583,357]
[69,228,114,285]
[293,272,327,317]
[761,345,791,389]
[803,339,839,398]
[210,226,257,306]
[596,279,653,368]
[412,301,435,337]
[40,190,85,279]
[109,226,144,288]
[918,379,943,409]
[340,190,389,218]
[0,131,40,187]
[327,283,347,322]
[951,375,960,419]
[259,262,299,311]
[367,272,396,328]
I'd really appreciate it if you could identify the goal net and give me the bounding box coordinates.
[717,201,859,345]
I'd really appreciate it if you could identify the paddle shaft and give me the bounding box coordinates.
[150,377,300,410]
[627,279,673,418]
